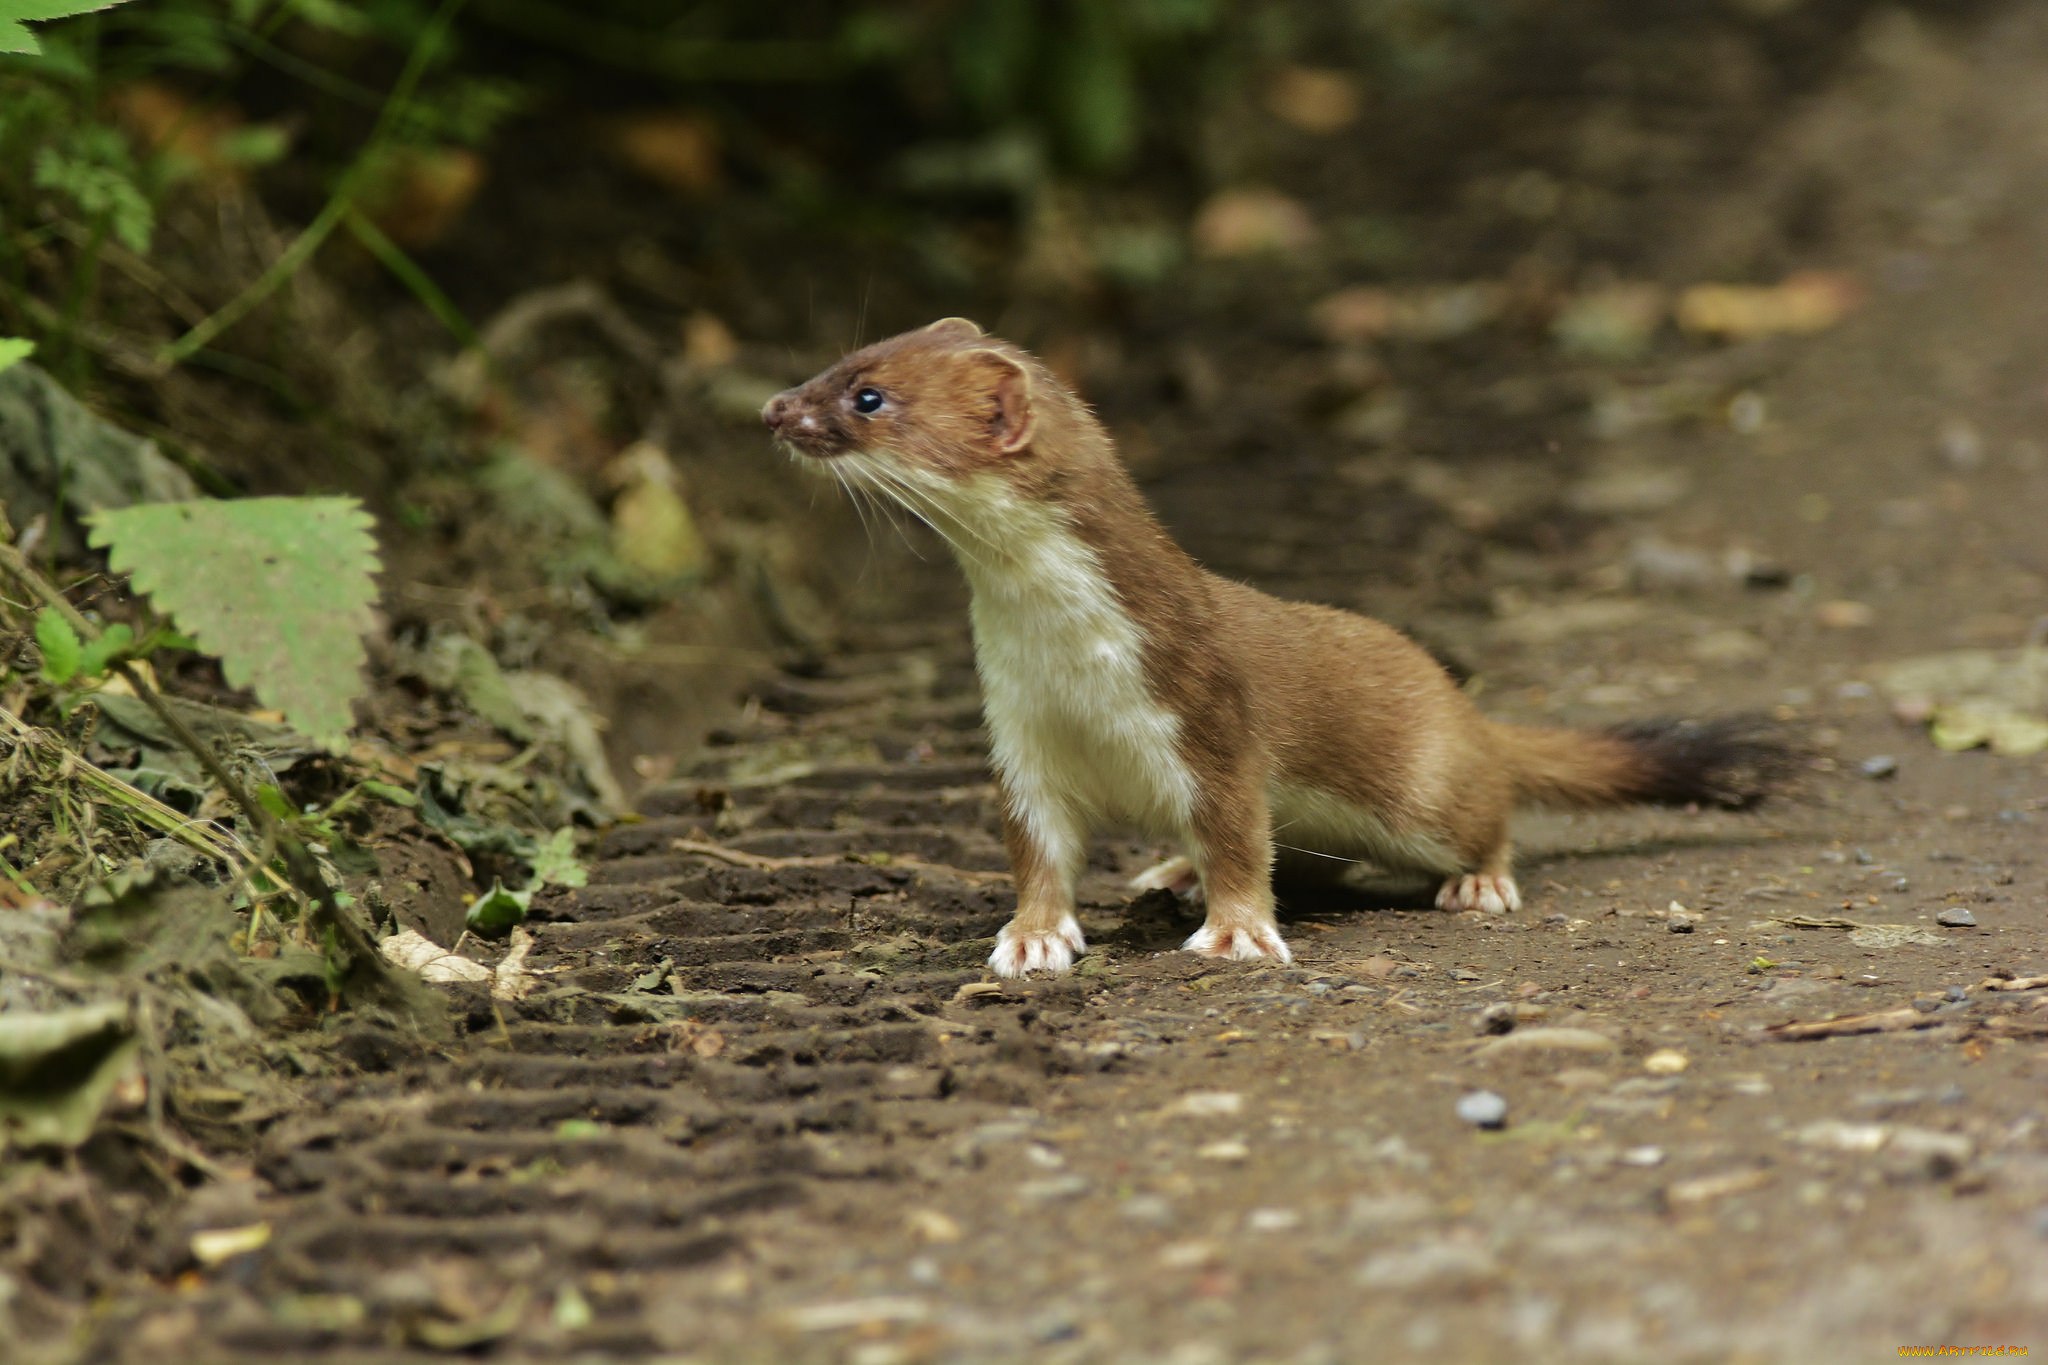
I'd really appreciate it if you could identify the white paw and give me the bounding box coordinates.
[1436,873,1522,915]
[989,915,1086,978]
[1127,855,1204,903]
[1182,921,1293,964]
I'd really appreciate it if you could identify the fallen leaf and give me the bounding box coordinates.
[607,442,707,582]
[491,927,537,1002]
[358,145,486,250]
[611,111,722,194]
[380,929,490,985]
[1266,66,1362,133]
[1193,188,1317,258]
[1675,271,1861,338]
[0,1001,139,1151]
[190,1221,272,1267]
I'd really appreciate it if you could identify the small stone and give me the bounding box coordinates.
[1859,755,1899,779]
[1620,1145,1666,1167]
[1196,1140,1250,1163]
[1456,1090,1508,1129]
[1936,908,1976,928]
[904,1209,962,1243]
[1016,1176,1090,1203]
[1120,1194,1175,1225]
[1816,599,1875,630]
[1944,985,1966,1002]
[1642,1049,1690,1075]
[1166,1091,1244,1119]
[1668,915,1697,934]
[1246,1207,1302,1233]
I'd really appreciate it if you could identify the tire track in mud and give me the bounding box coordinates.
[102,625,1093,1363]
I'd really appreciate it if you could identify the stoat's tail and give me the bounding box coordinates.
[1491,716,1803,811]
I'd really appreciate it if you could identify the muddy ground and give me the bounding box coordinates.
[21,3,2048,1362]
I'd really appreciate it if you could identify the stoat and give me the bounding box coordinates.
[763,318,1796,978]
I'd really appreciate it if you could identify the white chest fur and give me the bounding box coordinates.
[946,483,1197,854]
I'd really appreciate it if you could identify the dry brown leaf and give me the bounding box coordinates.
[611,111,722,194]
[1192,188,1317,258]
[1266,66,1363,134]
[682,312,739,368]
[359,146,487,250]
[1675,271,1861,339]
[105,81,250,185]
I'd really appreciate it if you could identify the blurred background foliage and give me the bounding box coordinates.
[0,0,1523,369]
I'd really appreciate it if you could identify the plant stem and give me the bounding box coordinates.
[345,209,483,352]
[155,0,471,369]
[0,535,405,1008]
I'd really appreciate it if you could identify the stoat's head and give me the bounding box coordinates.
[761,318,1043,487]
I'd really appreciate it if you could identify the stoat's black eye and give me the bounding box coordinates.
[853,387,884,415]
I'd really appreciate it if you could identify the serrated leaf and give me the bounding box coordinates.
[35,608,82,682]
[529,826,587,888]
[0,338,33,374]
[85,497,379,752]
[466,880,531,936]
[76,621,132,677]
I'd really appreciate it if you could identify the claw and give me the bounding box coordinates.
[989,915,1087,978]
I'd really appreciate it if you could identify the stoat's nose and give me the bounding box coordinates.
[761,390,795,432]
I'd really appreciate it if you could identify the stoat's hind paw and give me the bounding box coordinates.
[1436,873,1522,915]
[1183,921,1293,964]
[989,916,1087,978]
[1128,855,1204,903]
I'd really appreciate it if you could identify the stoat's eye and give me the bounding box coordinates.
[852,387,884,415]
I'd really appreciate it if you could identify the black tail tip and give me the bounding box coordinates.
[1607,715,1809,809]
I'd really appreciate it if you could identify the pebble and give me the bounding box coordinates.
[1936,908,1976,928]
[1945,985,1966,1002]
[1859,755,1899,779]
[1120,1195,1175,1225]
[1166,1091,1244,1119]
[1196,1140,1250,1163]
[1246,1207,1302,1233]
[1668,915,1697,934]
[1016,1176,1091,1203]
[1456,1090,1509,1129]
[1620,1145,1666,1167]
[1642,1049,1690,1075]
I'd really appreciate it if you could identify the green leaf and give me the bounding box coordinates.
[0,337,33,374]
[357,779,418,808]
[465,880,531,936]
[33,131,153,253]
[529,826,587,888]
[76,621,132,678]
[86,497,380,753]
[0,1001,139,1151]
[34,608,81,683]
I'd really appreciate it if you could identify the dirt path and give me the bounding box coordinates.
[69,7,2048,1363]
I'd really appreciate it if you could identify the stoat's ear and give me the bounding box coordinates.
[968,349,1036,455]
[922,316,985,341]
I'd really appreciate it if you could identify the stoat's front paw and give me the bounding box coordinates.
[1182,921,1292,964]
[1436,873,1522,915]
[989,915,1086,978]
[1127,855,1204,903]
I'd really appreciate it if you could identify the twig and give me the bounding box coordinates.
[670,838,1010,885]
[1980,974,2048,992]
[155,0,471,367]
[1764,1006,1944,1041]
[0,539,404,1006]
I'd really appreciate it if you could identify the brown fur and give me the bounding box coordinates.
[765,321,1799,969]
